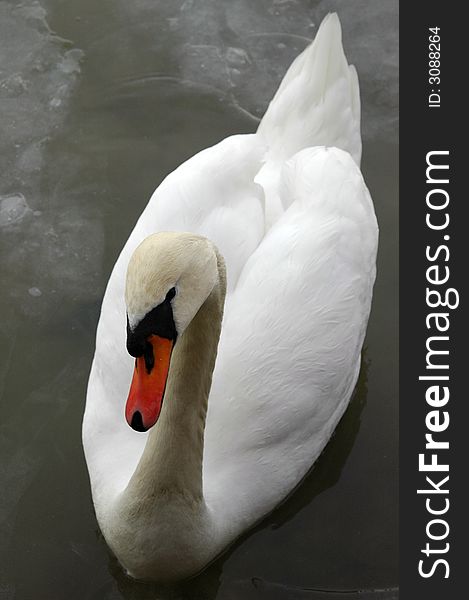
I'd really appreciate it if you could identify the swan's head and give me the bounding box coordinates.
[124,232,220,432]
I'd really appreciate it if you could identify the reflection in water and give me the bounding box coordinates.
[227,577,398,600]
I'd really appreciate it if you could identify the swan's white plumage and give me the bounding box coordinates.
[83,13,378,580]
[258,14,361,165]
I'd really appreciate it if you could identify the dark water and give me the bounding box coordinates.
[0,1,398,598]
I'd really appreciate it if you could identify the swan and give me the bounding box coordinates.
[83,13,378,581]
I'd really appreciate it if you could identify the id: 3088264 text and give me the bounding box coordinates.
[428,27,441,108]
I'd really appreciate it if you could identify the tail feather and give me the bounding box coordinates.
[257,13,361,166]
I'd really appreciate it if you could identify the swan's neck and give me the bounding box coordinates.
[123,256,226,505]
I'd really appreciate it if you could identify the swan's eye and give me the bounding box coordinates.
[166,287,176,302]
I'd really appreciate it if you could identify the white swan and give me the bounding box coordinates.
[83,13,378,582]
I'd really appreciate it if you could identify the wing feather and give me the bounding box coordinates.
[203,147,378,531]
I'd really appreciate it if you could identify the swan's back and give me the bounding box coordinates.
[84,13,378,532]
[204,147,377,534]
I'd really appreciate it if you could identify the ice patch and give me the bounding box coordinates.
[225,47,251,67]
[0,73,28,96]
[0,1,83,196]
[14,0,49,27]
[28,287,42,297]
[116,0,397,141]
[0,194,31,227]
[0,0,97,325]
[59,49,84,74]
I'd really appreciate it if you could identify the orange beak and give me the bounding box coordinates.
[125,335,174,431]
